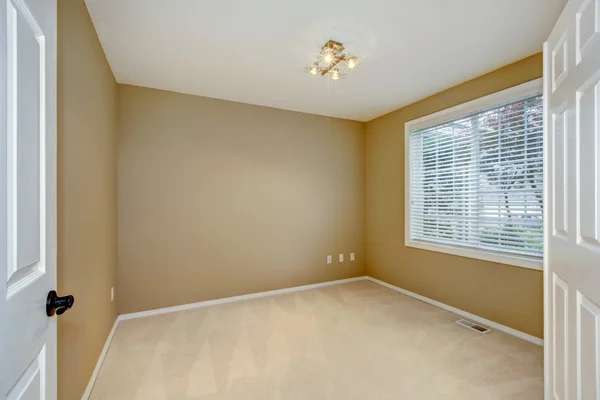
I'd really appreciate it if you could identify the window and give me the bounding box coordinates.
[406,80,543,270]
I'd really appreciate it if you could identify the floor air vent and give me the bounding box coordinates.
[455,319,491,334]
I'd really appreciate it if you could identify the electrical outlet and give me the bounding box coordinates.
[339,254,344,262]
[111,287,115,302]
[327,255,332,264]
[350,253,355,261]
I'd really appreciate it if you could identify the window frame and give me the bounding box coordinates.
[405,78,544,271]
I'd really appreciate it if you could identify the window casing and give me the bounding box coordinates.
[405,80,544,270]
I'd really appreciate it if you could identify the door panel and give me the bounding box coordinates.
[577,292,600,400]
[552,106,568,237]
[553,274,569,399]
[552,33,569,92]
[6,0,44,292]
[546,0,600,399]
[6,346,45,400]
[0,0,57,398]
[576,0,599,64]
[576,79,600,247]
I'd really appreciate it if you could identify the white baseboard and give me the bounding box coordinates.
[119,276,367,321]
[81,316,120,399]
[365,276,544,347]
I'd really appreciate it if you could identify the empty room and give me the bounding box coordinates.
[2,0,600,399]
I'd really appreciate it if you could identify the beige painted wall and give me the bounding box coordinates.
[57,1,119,399]
[366,53,544,338]
[118,85,366,314]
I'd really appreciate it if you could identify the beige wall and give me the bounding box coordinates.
[118,85,366,314]
[365,53,544,338]
[57,1,119,399]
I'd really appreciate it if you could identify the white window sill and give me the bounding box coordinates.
[406,239,543,271]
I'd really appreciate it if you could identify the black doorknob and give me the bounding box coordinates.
[46,290,74,317]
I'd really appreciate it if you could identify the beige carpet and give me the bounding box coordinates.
[89,280,543,399]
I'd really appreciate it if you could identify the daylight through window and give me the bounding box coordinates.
[409,94,544,259]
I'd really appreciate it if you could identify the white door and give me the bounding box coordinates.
[545,0,600,399]
[0,0,59,399]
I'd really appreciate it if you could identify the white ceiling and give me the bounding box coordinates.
[85,0,565,122]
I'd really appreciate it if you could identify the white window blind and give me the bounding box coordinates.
[409,94,543,259]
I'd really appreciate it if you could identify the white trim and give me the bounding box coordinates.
[119,276,367,321]
[365,276,544,346]
[542,39,551,400]
[404,78,545,271]
[81,317,120,400]
[405,78,544,132]
[406,241,543,270]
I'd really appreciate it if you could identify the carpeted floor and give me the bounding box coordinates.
[89,280,543,399]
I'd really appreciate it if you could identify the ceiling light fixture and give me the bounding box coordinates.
[305,40,363,80]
